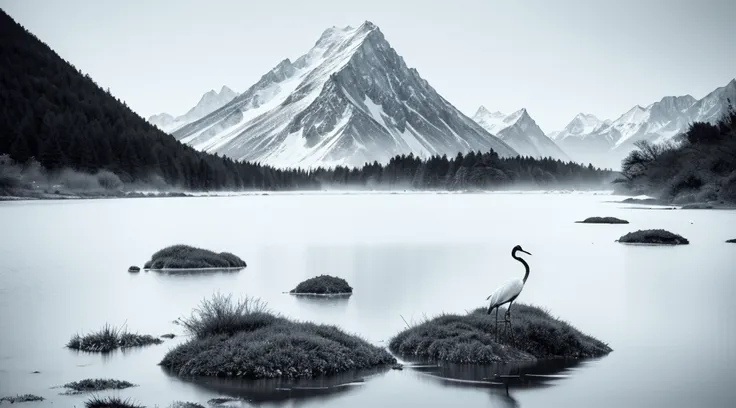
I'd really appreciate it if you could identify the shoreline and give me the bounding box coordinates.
[1,189,618,202]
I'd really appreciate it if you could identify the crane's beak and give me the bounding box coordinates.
[521,249,532,256]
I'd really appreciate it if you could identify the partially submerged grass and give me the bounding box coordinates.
[161,293,395,379]
[179,293,276,338]
[576,216,629,224]
[727,239,736,243]
[62,378,136,394]
[143,245,246,270]
[67,324,163,353]
[389,304,612,364]
[0,394,44,403]
[84,396,144,408]
[168,402,205,408]
[617,229,689,245]
[290,275,353,295]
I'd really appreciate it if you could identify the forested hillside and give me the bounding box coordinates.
[617,104,736,203]
[0,8,314,191]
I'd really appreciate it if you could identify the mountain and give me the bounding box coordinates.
[149,86,238,133]
[553,79,736,168]
[472,107,569,161]
[0,8,313,191]
[171,22,518,168]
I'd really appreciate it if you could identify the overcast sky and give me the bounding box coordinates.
[2,0,734,132]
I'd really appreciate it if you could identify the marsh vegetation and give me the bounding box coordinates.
[389,304,611,364]
[67,324,163,353]
[160,293,395,378]
[290,275,353,295]
[617,229,689,245]
[143,245,246,270]
[577,216,629,224]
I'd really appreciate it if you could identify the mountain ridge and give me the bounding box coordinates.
[170,21,518,168]
[472,107,569,161]
[149,85,238,133]
[552,78,736,168]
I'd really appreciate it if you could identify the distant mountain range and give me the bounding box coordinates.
[159,21,517,168]
[149,86,238,133]
[549,79,736,168]
[148,21,735,171]
[471,107,569,161]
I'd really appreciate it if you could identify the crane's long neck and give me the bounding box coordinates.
[512,250,530,283]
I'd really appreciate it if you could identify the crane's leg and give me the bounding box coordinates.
[495,307,499,342]
[507,302,515,343]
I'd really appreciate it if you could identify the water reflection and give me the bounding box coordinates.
[161,366,389,404]
[149,267,246,277]
[409,358,587,390]
[289,293,352,307]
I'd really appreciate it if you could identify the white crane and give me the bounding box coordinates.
[487,245,532,341]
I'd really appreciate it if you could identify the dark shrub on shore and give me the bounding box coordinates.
[617,229,689,245]
[84,396,144,408]
[63,378,136,394]
[290,275,353,295]
[389,304,611,364]
[143,245,246,270]
[161,294,395,379]
[67,324,163,353]
[0,394,44,403]
[577,216,629,224]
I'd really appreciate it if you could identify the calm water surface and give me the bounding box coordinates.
[1,192,735,408]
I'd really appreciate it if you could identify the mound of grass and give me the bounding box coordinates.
[160,294,395,379]
[577,216,629,224]
[389,304,611,364]
[62,378,136,394]
[168,402,205,408]
[67,324,163,353]
[0,394,44,403]
[290,275,353,295]
[128,266,140,273]
[143,245,246,270]
[617,229,689,245]
[84,396,144,408]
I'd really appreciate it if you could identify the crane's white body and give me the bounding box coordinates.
[487,278,524,310]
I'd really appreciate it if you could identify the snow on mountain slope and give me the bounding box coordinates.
[171,22,517,168]
[148,86,238,133]
[472,107,569,161]
[553,78,735,168]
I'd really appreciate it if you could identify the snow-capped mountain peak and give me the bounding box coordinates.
[148,85,239,133]
[169,22,518,168]
[472,107,569,161]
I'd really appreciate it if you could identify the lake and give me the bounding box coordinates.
[1,191,735,408]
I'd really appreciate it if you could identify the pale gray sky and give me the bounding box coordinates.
[2,0,734,132]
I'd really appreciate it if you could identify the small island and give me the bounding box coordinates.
[576,216,629,224]
[62,378,136,395]
[727,239,736,243]
[289,275,353,296]
[143,245,246,270]
[617,229,689,245]
[128,265,140,273]
[0,394,45,404]
[160,293,394,378]
[67,324,163,353]
[389,304,611,363]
